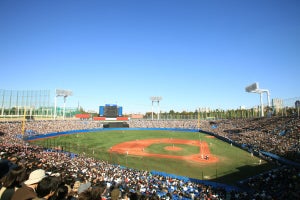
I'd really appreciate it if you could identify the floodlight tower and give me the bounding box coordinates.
[150,96,162,120]
[55,89,73,119]
[245,82,270,117]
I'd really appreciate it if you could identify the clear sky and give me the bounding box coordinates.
[0,0,299,114]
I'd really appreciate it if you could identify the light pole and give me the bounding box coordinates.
[150,96,162,120]
[245,82,270,117]
[55,89,73,119]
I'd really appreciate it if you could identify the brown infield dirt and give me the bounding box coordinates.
[109,138,218,163]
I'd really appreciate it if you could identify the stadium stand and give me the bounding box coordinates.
[0,116,299,199]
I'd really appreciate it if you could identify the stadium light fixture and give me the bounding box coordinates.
[150,96,162,120]
[54,89,73,119]
[245,82,270,117]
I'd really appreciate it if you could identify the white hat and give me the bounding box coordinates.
[24,169,46,185]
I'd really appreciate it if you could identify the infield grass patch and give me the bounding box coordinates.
[146,143,200,156]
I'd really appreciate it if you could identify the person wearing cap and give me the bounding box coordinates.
[11,169,46,200]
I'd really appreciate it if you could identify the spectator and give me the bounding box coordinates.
[34,176,60,200]
[110,184,120,200]
[0,160,11,180]
[77,186,103,200]
[0,165,27,200]
[48,183,69,200]
[11,169,46,200]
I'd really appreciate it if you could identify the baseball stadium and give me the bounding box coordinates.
[0,89,300,200]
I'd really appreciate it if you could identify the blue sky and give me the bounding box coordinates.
[1,0,299,114]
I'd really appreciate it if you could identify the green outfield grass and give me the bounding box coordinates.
[30,130,276,185]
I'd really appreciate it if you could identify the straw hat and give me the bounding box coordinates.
[24,169,46,185]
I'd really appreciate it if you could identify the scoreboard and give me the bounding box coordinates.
[99,104,122,117]
[104,104,117,118]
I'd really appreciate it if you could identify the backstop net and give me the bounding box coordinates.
[0,89,78,120]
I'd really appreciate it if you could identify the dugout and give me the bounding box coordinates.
[103,122,129,128]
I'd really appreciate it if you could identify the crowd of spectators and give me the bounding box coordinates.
[0,120,103,135]
[196,115,300,163]
[0,115,299,199]
[128,120,198,129]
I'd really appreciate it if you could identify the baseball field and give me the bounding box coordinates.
[30,129,276,185]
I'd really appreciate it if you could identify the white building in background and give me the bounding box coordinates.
[240,105,246,110]
[272,98,283,113]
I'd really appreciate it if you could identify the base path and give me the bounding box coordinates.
[109,138,218,163]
